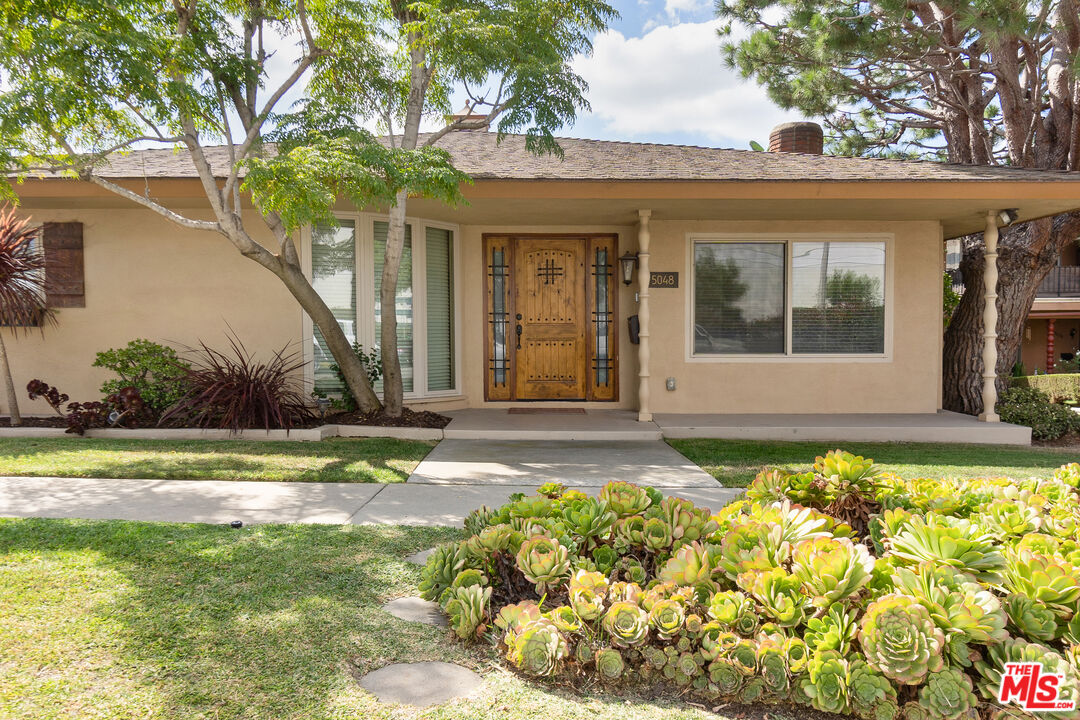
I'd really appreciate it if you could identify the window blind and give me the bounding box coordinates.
[425,227,455,391]
[694,242,785,354]
[373,221,413,392]
[311,221,356,395]
[791,241,885,354]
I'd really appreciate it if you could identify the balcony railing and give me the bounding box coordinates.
[1038,266,1080,298]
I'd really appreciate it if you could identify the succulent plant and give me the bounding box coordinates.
[699,622,735,662]
[465,523,524,559]
[848,659,898,720]
[729,638,758,676]
[886,514,1005,583]
[590,544,619,574]
[800,650,850,714]
[717,521,780,580]
[599,481,653,518]
[815,448,878,486]
[859,594,945,685]
[659,541,716,587]
[791,535,875,607]
[1054,462,1080,488]
[613,516,645,551]
[643,517,674,553]
[739,676,768,704]
[419,542,472,601]
[464,504,497,536]
[607,581,642,605]
[976,499,1042,539]
[900,701,931,720]
[660,496,719,549]
[615,556,648,585]
[737,567,809,628]
[546,605,582,634]
[510,618,568,677]
[494,600,542,646]
[804,604,859,655]
[595,647,625,681]
[1067,613,1080,645]
[707,657,744,696]
[758,639,790,693]
[568,569,608,620]
[574,639,593,665]
[515,535,571,594]
[562,497,617,544]
[974,637,1079,720]
[444,584,491,640]
[509,495,556,520]
[784,636,811,673]
[1002,548,1080,620]
[916,666,977,720]
[1004,593,1061,643]
[890,562,1008,651]
[648,598,686,641]
[602,601,649,648]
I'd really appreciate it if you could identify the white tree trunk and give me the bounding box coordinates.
[0,332,21,426]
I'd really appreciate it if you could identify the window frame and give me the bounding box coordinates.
[685,233,894,363]
[301,212,463,400]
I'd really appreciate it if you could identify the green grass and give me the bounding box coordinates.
[0,438,435,483]
[0,519,726,720]
[668,438,1080,487]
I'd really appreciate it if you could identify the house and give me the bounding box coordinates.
[1018,242,1080,373]
[9,122,1080,443]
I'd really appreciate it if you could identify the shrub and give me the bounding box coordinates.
[1011,373,1080,404]
[93,339,190,415]
[996,386,1080,440]
[423,450,1080,720]
[160,335,314,432]
[26,379,148,434]
[328,342,382,412]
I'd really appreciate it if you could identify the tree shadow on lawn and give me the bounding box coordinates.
[0,519,466,719]
[0,438,435,482]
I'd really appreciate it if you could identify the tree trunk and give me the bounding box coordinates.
[943,216,1073,414]
[274,257,383,414]
[380,189,409,416]
[0,332,21,426]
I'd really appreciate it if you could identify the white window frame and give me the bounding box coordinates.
[301,212,463,399]
[685,233,894,363]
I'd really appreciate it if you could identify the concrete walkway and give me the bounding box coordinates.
[0,475,743,526]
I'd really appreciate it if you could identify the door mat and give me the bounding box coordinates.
[507,408,587,415]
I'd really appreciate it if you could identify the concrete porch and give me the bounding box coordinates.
[441,409,1031,445]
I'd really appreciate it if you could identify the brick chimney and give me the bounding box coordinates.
[769,122,824,154]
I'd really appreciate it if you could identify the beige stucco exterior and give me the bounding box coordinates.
[3,193,947,417]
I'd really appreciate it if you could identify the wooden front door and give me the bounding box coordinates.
[514,238,588,399]
[484,235,619,402]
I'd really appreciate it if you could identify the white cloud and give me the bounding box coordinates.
[571,21,806,147]
[664,0,708,18]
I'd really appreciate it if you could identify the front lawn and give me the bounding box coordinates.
[0,519,723,720]
[0,437,435,483]
[669,438,1080,487]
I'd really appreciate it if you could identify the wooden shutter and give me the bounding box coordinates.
[43,222,84,308]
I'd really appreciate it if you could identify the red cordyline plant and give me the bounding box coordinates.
[0,206,54,426]
[160,333,314,432]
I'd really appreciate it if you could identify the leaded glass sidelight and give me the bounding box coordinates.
[587,236,618,401]
[592,247,613,386]
[484,237,512,400]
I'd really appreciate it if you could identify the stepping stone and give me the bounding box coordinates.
[382,596,447,627]
[406,547,435,565]
[359,661,483,707]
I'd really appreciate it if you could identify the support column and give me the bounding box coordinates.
[637,209,652,422]
[979,211,1000,422]
[1046,319,1056,373]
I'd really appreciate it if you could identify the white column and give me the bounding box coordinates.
[979,211,1000,422]
[637,210,652,422]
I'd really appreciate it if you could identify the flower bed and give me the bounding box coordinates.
[419,451,1080,720]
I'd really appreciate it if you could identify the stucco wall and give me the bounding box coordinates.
[636,220,944,414]
[1,208,302,416]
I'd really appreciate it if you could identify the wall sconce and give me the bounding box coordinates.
[618,252,639,285]
[997,208,1019,226]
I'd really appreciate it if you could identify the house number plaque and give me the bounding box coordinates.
[649,272,679,288]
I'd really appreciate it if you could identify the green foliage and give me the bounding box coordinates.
[328,342,382,412]
[427,455,1080,716]
[943,273,961,328]
[996,386,1080,440]
[1011,374,1080,404]
[93,339,190,415]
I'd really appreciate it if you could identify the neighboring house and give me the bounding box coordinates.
[1018,242,1080,373]
[7,123,1080,438]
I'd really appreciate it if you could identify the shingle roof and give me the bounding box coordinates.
[87,131,1080,183]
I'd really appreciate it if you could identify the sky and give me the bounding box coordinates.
[558,0,807,148]
[257,0,810,151]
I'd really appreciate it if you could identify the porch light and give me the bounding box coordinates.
[997,208,1019,226]
[618,251,639,285]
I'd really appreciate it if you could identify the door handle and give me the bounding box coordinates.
[516,324,522,349]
